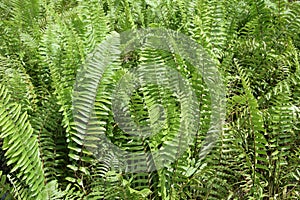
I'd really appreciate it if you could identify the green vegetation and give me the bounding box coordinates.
[0,0,300,199]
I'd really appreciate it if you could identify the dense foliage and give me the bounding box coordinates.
[0,0,300,199]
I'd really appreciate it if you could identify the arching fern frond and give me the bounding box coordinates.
[0,84,46,199]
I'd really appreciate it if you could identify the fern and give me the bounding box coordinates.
[0,84,46,198]
[0,0,299,199]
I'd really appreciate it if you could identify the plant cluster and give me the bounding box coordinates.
[0,0,299,199]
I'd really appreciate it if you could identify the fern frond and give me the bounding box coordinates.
[0,83,46,199]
